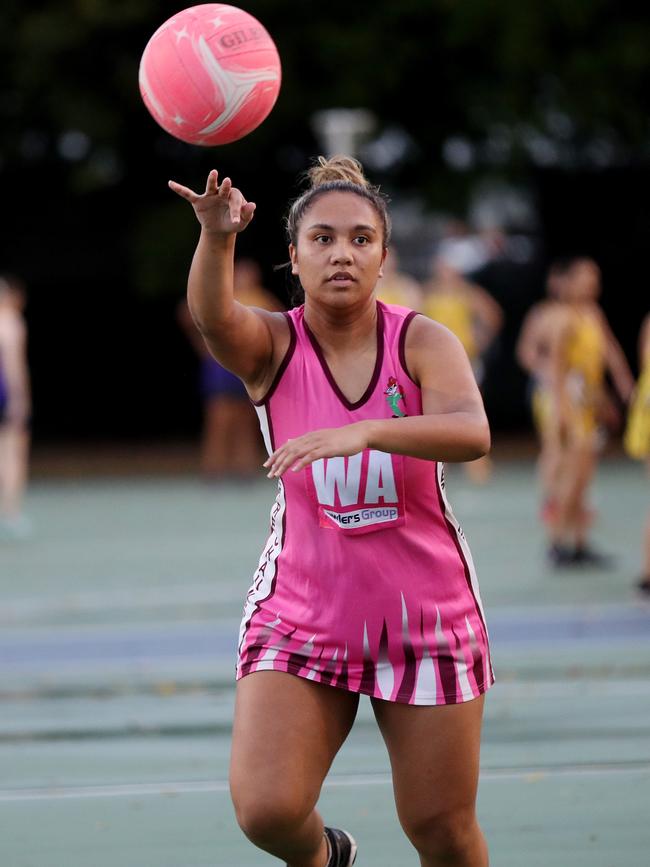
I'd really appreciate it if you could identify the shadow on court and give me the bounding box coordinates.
[1,458,649,866]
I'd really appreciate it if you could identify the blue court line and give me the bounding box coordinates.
[1,606,649,669]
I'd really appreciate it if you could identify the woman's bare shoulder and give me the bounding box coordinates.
[405,311,463,350]
[402,313,470,382]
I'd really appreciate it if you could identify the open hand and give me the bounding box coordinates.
[168,169,256,235]
[263,422,371,478]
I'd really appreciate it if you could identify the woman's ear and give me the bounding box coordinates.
[289,244,298,275]
[378,247,388,279]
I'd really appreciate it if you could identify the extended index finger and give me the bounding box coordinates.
[168,179,199,202]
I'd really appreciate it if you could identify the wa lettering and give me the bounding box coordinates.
[312,451,398,506]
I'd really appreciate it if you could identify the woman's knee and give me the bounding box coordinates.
[401,806,481,861]
[232,791,314,848]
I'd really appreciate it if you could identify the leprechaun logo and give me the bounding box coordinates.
[384,376,407,417]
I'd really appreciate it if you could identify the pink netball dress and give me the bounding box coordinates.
[237,301,494,705]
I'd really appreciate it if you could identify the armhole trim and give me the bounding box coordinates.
[252,312,297,407]
[398,310,420,386]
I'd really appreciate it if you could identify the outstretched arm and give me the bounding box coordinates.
[263,316,490,478]
[169,170,282,389]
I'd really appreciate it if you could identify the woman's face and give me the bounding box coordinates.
[289,191,386,309]
[567,260,601,302]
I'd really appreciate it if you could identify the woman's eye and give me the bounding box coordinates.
[315,235,330,244]
[355,236,369,245]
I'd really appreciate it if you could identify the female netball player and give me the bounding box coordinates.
[170,157,493,867]
[516,260,575,535]
[545,258,633,566]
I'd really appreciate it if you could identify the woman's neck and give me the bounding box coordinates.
[304,296,378,352]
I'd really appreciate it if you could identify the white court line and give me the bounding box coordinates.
[2,763,649,802]
[1,584,235,622]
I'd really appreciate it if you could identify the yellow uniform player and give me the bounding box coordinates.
[546,258,633,566]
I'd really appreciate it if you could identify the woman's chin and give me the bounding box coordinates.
[309,284,374,309]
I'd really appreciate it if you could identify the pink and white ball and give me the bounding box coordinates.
[138,4,281,146]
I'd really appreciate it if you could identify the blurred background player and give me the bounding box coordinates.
[544,257,634,566]
[0,274,31,538]
[421,255,503,483]
[178,258,282,481]
[375,248,423,310]
[516,259,574,527]
[624,311,650,594]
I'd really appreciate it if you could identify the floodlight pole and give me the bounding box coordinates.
[311,108,376,158]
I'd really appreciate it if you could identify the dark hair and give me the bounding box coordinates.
[282,156,391,305]
[548,255,598,276]
[286,155,391,246]
[0,273,26,298]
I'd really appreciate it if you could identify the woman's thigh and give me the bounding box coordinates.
[230,671,359,810]
[371,695,485,824]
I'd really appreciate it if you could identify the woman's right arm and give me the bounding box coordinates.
[0,318,30,427]
[169,170,284,390]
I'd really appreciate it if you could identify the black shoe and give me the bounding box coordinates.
[547,544,574,567]
[571,546,615,568]
[324,827,357,866]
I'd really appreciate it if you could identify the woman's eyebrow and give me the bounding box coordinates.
[306,223,377,232]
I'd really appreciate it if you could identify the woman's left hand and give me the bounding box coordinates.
[263,422,370,478]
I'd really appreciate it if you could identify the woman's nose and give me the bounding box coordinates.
[330,243,353,264]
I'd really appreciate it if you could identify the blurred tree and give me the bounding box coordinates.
[3,0,650,190]
[0,0,648,436]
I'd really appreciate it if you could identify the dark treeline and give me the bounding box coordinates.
[1,0,649,438]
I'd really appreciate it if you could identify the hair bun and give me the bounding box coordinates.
[307,155,370,189]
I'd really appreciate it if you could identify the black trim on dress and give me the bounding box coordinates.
[398,309,420,386]
[251,311,297,407]
[303,302,385,410]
